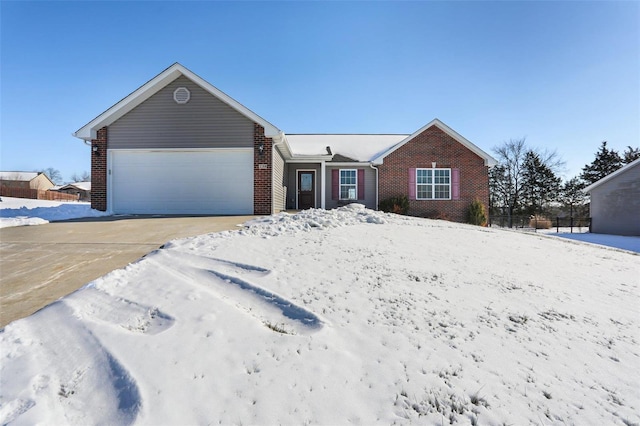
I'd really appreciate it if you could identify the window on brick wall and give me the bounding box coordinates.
[416,168,450,200]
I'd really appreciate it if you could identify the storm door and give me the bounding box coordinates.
[297,171,315,210]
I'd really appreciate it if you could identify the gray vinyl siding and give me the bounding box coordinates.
[272,146,286,213]
[325,165,377,210]
[286,163,321,209]
[589,162,640,236]
[109,76,253,149]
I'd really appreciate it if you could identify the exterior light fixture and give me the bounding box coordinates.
[93,145,100,156]
[258,142,264,155]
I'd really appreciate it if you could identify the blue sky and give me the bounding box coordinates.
[1,1,638,183]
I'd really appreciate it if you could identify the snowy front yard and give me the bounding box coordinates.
[1,205,638,425]
[0,197,108,228]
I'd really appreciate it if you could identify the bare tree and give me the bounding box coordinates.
[490,138,527,226]
[70,171,91,182]
[490,138,564,226]
[37,167,63,185]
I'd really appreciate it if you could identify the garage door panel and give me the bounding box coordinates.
[111,150,253,214]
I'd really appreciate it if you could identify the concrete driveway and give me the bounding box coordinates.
[0,215,255,327]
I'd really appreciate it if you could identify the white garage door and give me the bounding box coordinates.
[110,149,253,214]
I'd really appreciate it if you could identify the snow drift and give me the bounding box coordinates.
[1,205,638,425]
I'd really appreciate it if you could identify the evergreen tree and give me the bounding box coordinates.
[489,164,512,215]
[580,141,622,185]
[622,146,640,164]
[560,177,587,218]
[521,151,561,215]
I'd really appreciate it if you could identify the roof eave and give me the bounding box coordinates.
[583,158,640,193]
[74,64,184,141]
[327,161,371,166]
[287,155,333,163]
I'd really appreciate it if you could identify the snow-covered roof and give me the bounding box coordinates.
[60,182,91,191]
[74,63,282,141]
[0,171,40,181]
[285,119,496,166]
[583,158,640,193]
[286,134,408,162]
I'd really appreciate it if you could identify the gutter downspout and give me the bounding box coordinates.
[272,132,286,213]
[370,163,379,210]
[320,161,326,209]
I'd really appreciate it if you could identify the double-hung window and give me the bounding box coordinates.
[339,169,357,200]
[416,168,451,199]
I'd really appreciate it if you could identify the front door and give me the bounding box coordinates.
[297,171,315,210]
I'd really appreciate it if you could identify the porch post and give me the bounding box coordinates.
[320,160,326,209]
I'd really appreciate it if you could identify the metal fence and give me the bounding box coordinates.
[489,215,591,233]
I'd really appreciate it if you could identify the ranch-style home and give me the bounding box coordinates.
[0,171,55,191]
[74,63,496,222]
[56,181,92,202]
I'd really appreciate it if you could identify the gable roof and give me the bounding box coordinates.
[583,158,640,193]
[74,63,281,141]
[285,134,408,162]
[0,171,55,186]
[0,171,40,181]
[371,118,497,167]
[60,182,91,191]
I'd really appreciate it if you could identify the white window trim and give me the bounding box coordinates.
[416,168,451,200]
[339,169,358,201]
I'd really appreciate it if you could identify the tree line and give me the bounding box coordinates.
[35,168,90,185]
[489,139,639,223]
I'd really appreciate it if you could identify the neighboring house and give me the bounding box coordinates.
[0,171,55,190]
[74,63,496,221]
[56,182,91,202]
[584,158,640,236]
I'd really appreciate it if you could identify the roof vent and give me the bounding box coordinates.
[173,87,190,104]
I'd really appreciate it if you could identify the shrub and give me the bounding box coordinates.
[467,198,488,226]
[379,195,409,215]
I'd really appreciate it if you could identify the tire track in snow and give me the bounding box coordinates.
[147,249,322,333]
[64,286,175,335]
[205,269,321,327]
[0,398,35,425]
[0,301,141,425]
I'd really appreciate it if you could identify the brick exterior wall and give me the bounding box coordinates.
[91,127,108,211]
[378,125,489,223]
[253,123,273,215]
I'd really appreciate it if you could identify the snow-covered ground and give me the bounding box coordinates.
[1,204,638,425]
[494,226,640,254]
[0,197,108,228]
[549,232,640,254]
